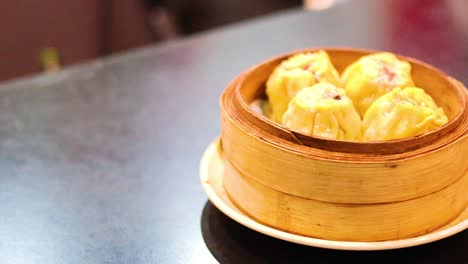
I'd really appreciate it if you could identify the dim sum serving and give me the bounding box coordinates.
[264,51,448,142]
[219,47,468,243]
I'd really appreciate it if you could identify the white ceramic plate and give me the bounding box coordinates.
[199,139,468,251]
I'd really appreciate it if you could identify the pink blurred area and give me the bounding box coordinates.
[385,0,467,82]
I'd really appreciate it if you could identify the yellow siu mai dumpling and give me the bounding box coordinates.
[362,87,448,141]
[282,83,361,140]
[342,52,414,117]
[266,51,342,122]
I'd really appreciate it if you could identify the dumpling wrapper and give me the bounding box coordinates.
[342,52,414,117]
[362,87,448,141]
[266,51,342,122]
[282,83,361,141]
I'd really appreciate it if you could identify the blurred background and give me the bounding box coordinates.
[0,0,304,82]
[0,0,466,83]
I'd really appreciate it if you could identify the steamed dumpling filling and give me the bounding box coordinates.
[342,52,414,117]
[282,83,361,140]
[266,50,342,122]
[362,87,448,141]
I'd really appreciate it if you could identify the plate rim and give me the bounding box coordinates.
[200,138,468,251]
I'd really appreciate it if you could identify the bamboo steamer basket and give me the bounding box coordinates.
[220,48,468,241]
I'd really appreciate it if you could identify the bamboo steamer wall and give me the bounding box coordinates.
[220,48,468,241]
[223,158,467,242]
